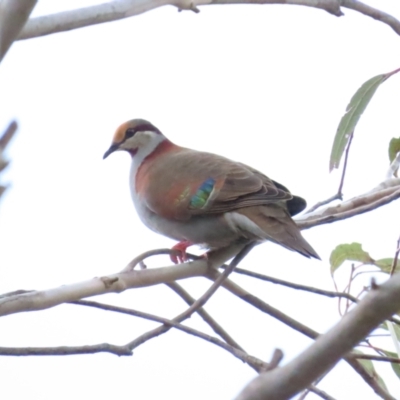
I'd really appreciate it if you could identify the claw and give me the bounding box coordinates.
[170,240,193,264]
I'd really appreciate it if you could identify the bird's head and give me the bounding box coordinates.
[103,119,166,160]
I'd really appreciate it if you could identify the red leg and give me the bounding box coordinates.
[170,240,193,264]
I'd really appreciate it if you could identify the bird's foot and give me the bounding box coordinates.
[170,240,193,264]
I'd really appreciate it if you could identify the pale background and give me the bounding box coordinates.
[0,0,400,398]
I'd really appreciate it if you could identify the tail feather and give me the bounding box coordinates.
[237,206,320,260]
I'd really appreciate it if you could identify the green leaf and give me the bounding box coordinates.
[380,349,400,381]
[382,322,400,342]
[375,258,395,273]
[329,74,386,171]
[330,243,374,275]
[388,138,400,163]
[353,349,389,391]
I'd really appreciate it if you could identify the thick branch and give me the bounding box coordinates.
[342,0,400,36]
[207,271,395,400]
[17,0,400,41]
[297,180,400,229]
[0,0,37,61]
[235,275,400,400]
[1,180,399,318]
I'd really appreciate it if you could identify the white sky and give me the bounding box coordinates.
[1,1,400,399]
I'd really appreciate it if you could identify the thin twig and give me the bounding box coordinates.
[306,193,342,214]
[229,266,358,302]
[165,281,245,351]
[344,263,356,315]
[229,265,399,326]
[0,121,18,150]
[337,131,354,196]
[298,372,330,400]
[207,272,395,400]
[235,272,400,400]
[123,248,199,271]
[72,299,266,370]
[0,343,132,356]
[351,354,400,363]
[264,348,284,371]
[308,386,337,400]
[0,120,18,200]
[307,131,353,213]
[126,244,254,350]
[389,235,400,276]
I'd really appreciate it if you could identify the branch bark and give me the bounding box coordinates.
[1,180,399,317]
[16,0,400,42]
[235,275,400,400]
[0,121,18,201]
[206,270,395,400]
[0,0,37,62]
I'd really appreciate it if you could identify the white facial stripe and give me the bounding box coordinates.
[128,130,166,184]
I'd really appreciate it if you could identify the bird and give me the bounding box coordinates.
[103,119,319,263]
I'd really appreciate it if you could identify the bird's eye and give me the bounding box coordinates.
[125,128,136,139]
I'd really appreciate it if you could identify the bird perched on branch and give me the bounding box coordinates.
[104,119,319,263]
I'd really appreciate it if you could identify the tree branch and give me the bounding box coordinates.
[0,244,245,317]
[341,0,400,36]
[0,343,132,356]
[351,353,400,363]
[0,0,37,62]
[0,121,18,201]
[17,0,400,42]
[73,299,267,369]
[206,271,395,400]
[229,265,358,301]
[298,180,400,230]
[125,245,254,351]
[308,386,337,400]
[307,131,353,213]
[165,281,245,350]
[235,275,400,400]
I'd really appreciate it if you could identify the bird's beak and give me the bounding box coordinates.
[103,143,119,159]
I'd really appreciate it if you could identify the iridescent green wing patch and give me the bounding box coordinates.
[189,178,215,209]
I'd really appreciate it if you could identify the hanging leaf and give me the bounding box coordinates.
[329,74,385,171]
[329,67,400,172]
[352,349,389,391]
[382,322,400,342]
[330,243,374,275]
[375,258,395,273]
[380,349,400,381]
[388,138,400,163]
[388,137,400,177]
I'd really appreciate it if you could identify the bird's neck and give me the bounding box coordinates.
[130,139,178,188]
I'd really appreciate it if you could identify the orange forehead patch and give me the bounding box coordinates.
[111,121,130,144]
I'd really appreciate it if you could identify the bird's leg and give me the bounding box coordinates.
[170,240,193,264]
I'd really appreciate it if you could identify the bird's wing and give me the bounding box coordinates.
[139,149,295,220]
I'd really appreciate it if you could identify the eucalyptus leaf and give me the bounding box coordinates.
[352,349,389,391]
[375,258,395,273]
[330,67,400,171]
[330,243,374,275]
[388,138,400,163]
[330,74,386,171]
[380,350,400,381]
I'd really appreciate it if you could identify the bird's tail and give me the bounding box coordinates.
[238,206,320,260]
